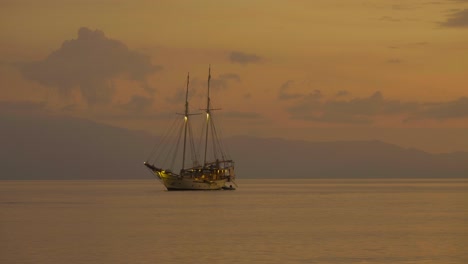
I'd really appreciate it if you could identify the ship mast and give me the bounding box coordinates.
[181,73,190,170]
[203,66,211,166]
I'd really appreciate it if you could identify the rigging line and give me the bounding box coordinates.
[210,116,218,161]
[209,114,224,160]
[188,120,199,167]
[214,111,231,160]
[161,119,183,168]
[154,116,179,164]
[219,135,231,161]
[155,118,177,161]
[160,120,180,167]
[170,120,185,170]
[216,116,230,160]
[210,115,218,157]
[144,166,164,183]
[146,113,177,161]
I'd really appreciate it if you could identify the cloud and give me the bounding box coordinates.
[141,82,157,95]
[285,88,468,124]
[335,90,350,97]
[229,51,262,65]
[223,111,262,119]
[413,42,429,46]
[19,27,162,105]
[278,80,305,100]
[390,4,421,10]
[166,88,186,104]
[211,73,241,90]
[120,95,153,113]
[386,58,403,64]
[60,104,79,112]
[0,100,46,114]
[380,16,401,22]
[411,97,468,120]
[164,72,240,105]
[219,73,241,82]
[287,91,419,124]
[308,90,323,100]
[440,9,468,27]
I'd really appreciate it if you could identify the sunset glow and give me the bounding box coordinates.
[1,0,468,152]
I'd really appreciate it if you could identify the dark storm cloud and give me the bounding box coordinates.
[229,51,262,65]
[440,9,468,27]
[19,27,162,105]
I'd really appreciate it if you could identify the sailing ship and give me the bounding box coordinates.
[144,67,237,190]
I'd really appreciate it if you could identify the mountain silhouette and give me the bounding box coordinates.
[1,113,467,180]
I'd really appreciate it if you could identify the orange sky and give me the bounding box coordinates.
[1,0,468,152]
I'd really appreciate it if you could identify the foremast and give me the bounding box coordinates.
[181,73,190,170]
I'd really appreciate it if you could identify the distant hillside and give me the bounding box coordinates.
[227,136,468,178]
[1,113,468,180]
[1,113,153,180]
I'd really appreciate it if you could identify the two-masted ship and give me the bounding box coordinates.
[144,67,236,190]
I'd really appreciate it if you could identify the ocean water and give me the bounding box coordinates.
[1,179,467,264]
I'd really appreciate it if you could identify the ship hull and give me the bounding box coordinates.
[163,177,227,191]
[152,171,228,191]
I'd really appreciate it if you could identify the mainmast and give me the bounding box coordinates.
[181,73,190,170]
[203,66,211,166]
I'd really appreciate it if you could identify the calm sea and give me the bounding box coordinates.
[1,179,467,264]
